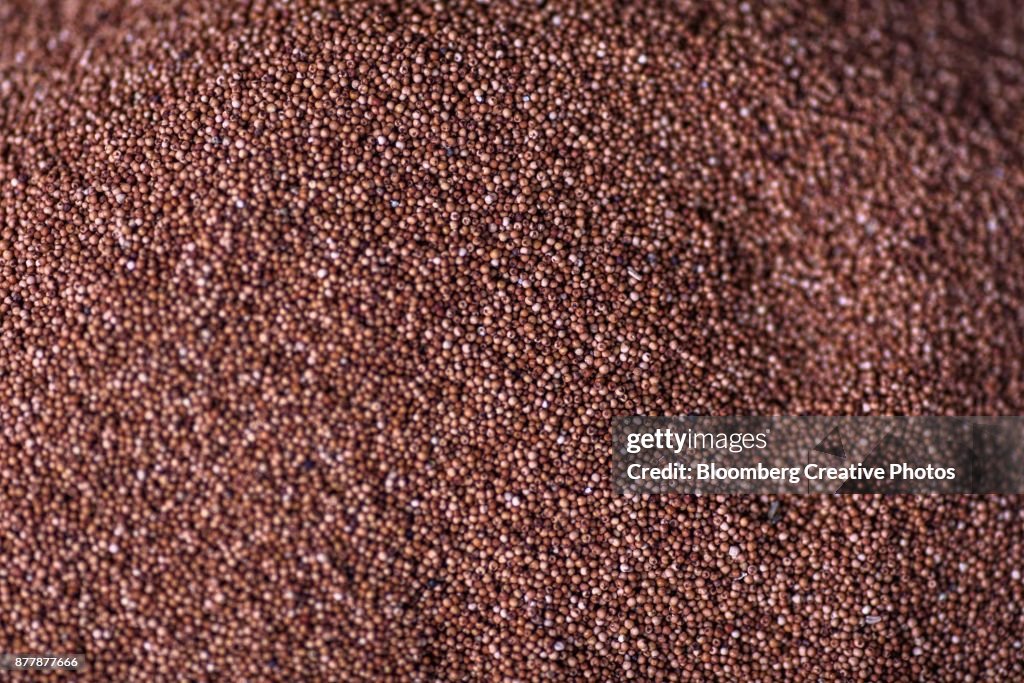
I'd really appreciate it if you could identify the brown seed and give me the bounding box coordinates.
[0,1,1022,680]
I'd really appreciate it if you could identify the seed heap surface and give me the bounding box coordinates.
[1,0,1023,680]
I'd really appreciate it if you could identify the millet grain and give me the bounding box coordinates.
[1,0,1023,680]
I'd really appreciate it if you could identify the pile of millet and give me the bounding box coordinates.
[1,0,1023,679]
